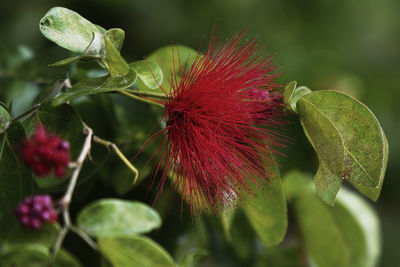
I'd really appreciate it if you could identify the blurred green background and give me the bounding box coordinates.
[1,0,399,266]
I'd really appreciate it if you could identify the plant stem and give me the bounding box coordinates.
[11,103,41,121]
[117,90,165,109]
[92,135,139,184]
[51,124,97,257]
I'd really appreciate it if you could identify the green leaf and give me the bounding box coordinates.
[0,244,50,267]
[0,122,35,239]
[297,97,344,205]
[228,210,256,260]
[178,248,208,267]
[295,192,348,267]
[39,7,104,54]
[104,31,129,77]
[54,249,84,267]
[332,188,381,267]
[296,90,388,204]
[220,207,235,241]
[106,28,125,52]
[243,165,287,246]
[283,81,311,113]
[351,131,388,201]
[0,104,11,134]
[0,245,82,267]
[130,60,164,92]
[52,71,137,106]
[98,236,175,267]
[147,45,198,93]
[49,55,102,67]
[77,199,161,237]
[1,222,60,249]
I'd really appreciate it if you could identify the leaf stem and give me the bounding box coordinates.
[51,124,97,257]
[92,135,139,184]
[117,90,165,109]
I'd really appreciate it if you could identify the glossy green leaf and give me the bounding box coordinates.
[178,248,208,267]
[40,7,105,54]
[0,122,35,239]
[332,188,381,267]
[0,104,11,134]
[243,165,287,246]
[104,31,129,77]
[147,45,198,93]
[1,222,60,249]
[98,236,175,267]
[52,71,137,106]
[295,192,348,267]
[77,199,161,237]
[296,90,388,204]
[130,60,164,92]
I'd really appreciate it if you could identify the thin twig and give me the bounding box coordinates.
[51,124,95,257]
[93,135,139,184]
[117,90,165,109]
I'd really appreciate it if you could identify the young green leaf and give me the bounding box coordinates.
[130,60,164,93]
[98,236,175,267]
[77,199,161,238]
[104,31,130,77]
[39,7,105,54]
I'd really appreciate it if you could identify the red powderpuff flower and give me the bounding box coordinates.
[22,124,70,178]
[144,30,286,215]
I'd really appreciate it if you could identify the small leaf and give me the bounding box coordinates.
[283,81,311,113]
[104,31,129,77]
[178,248,208,267]
[130,60,164,92]
[98,236,175,267]
[39,7,104,54]
[52,71,137,106]
[220,207,235,241]
[332,188,381,267]
[106,28,125,52]
[243,165,287,246]
[295,192,348,267]
[296,90,388,204]
[147,45,198,93]
[49,55,101,67]
[77,199,161,237]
